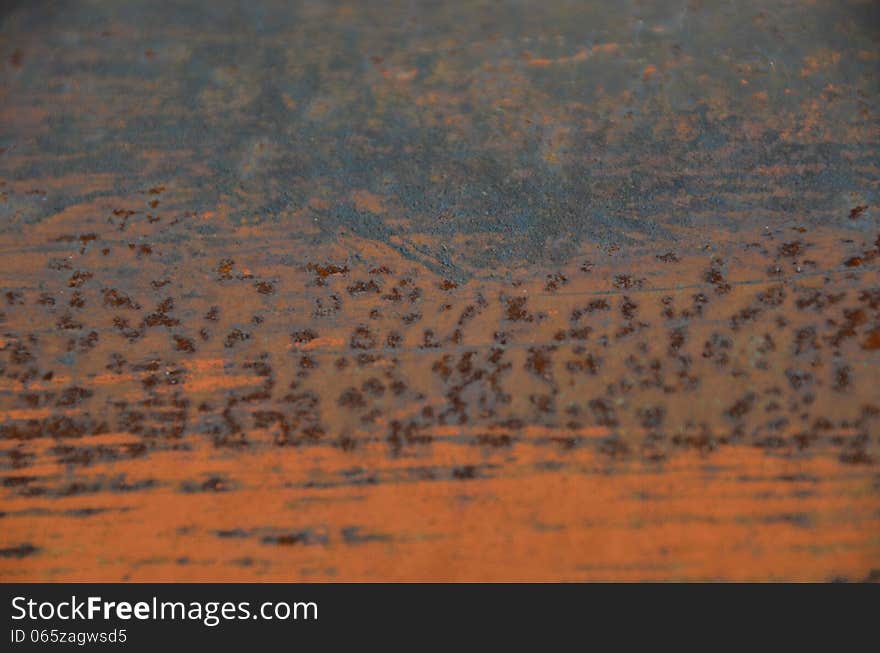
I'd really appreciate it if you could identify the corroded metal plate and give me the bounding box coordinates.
[1,0,878,580]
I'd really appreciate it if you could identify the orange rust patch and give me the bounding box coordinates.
[351,189,386,214]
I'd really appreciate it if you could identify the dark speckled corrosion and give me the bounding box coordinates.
[0,0,878,581]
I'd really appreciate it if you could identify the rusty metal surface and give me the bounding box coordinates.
[0,0,878,581]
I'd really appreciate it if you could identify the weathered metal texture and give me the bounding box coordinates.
[0,1,878,580]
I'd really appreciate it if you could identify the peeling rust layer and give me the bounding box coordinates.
[1,1,879,581]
